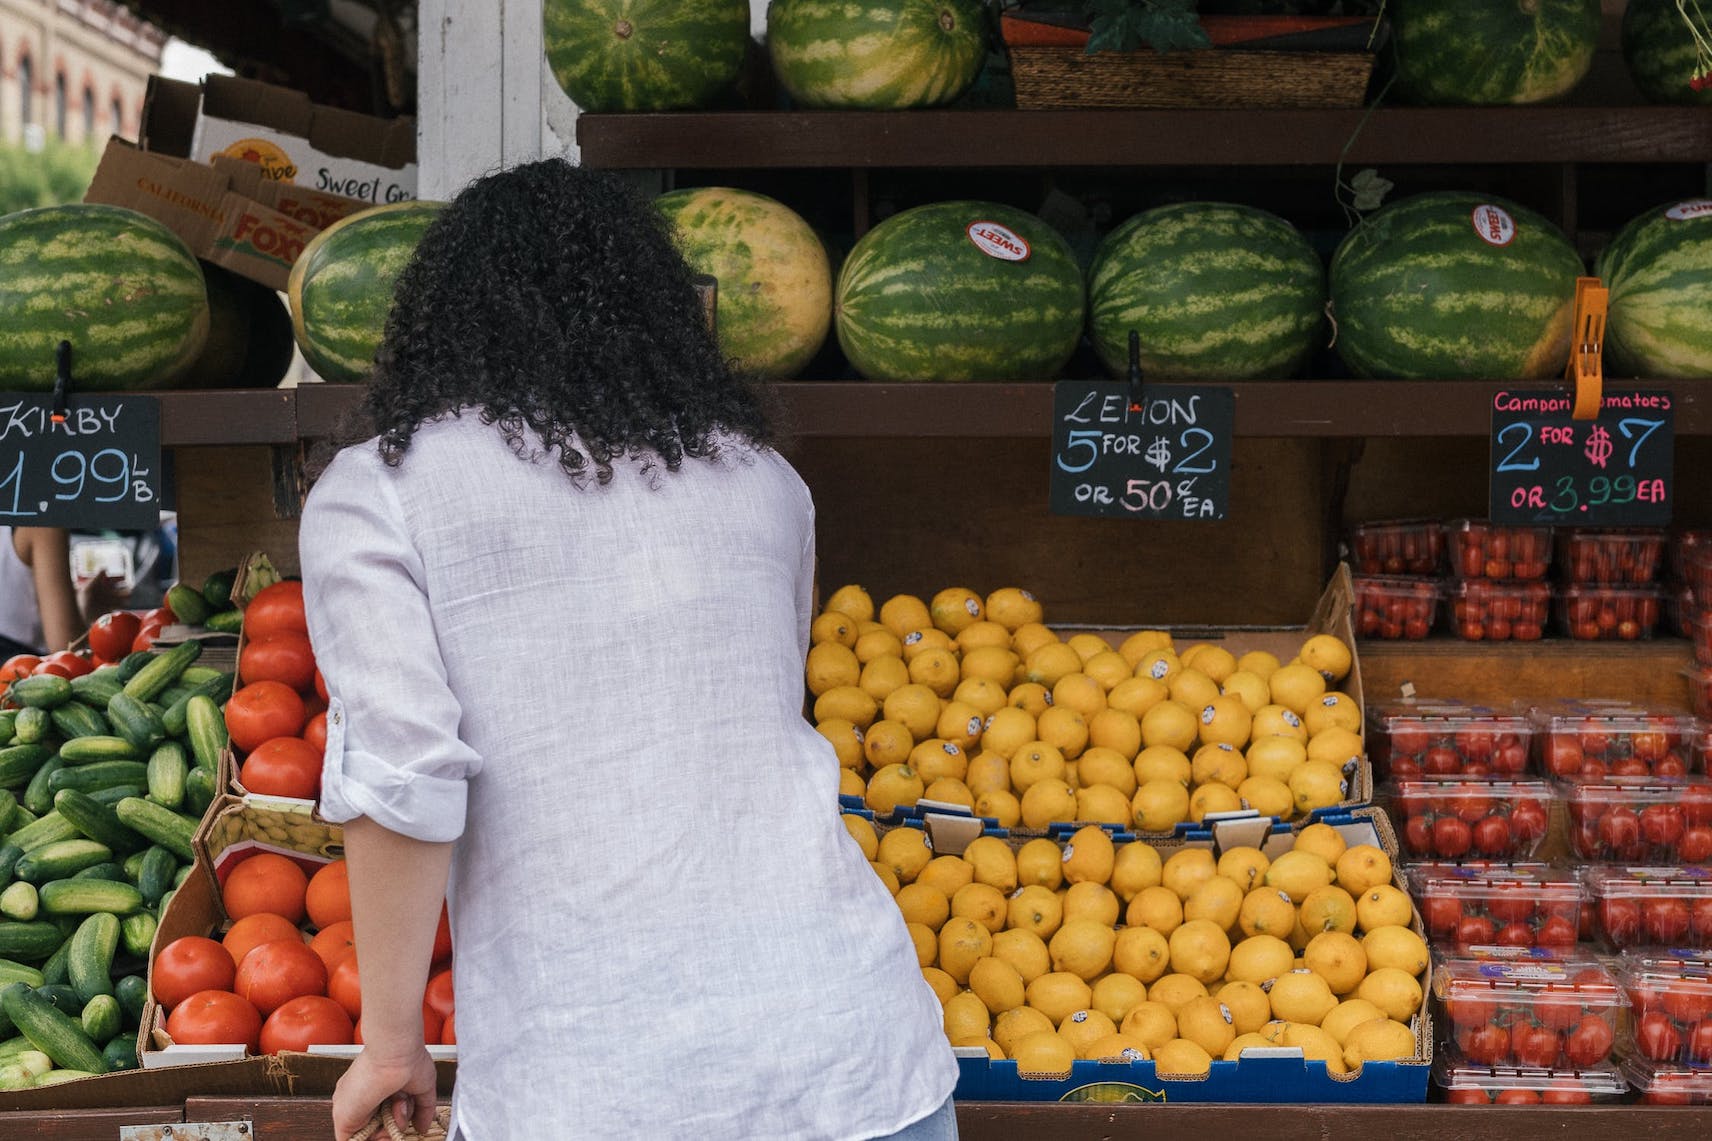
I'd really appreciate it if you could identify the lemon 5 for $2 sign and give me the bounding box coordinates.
[1050,382,1233,520]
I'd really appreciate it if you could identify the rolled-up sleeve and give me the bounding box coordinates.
[299,449,482,843]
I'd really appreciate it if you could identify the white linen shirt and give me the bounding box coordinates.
[299,414,956,1141]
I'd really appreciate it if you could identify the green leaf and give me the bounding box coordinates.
[1349,168,1394,213]
[1086,0,1212,54]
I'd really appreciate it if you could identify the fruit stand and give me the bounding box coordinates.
[7,0,1712,1135]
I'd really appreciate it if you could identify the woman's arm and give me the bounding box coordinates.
[17,528,81,650]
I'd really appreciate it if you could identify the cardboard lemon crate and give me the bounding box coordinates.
[861,802,1431,1104]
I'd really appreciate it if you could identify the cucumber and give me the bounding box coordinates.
[0,791,14,832]
[33,1067,100,1084]
[32,984,81,1015]
[113,652,154,683]
[121,641,201,703]
[0,884,36,922]
[57,736,140,765]
[120,850,147,882]
[204,609,244,634]
[2,802,28,832]
[7,676,71,710]
[47,761,150,797]
[162,674,232,737]
[38,935,71,985]
[51,702,111,742]
[0,923,63,964]
[165,584,210,627]
[1,984,106,1073]
[21,756,65,815]
[69,672,123,708]
[11,1047,50,1078]
[52,789,145,855]
[0,1034,30,1060]
[173,864,193,889]
[105,693,166,754]
[67,913,119,1003]
[144,743,188,810]
[135,846,177,906]
[80,993,120,1044]
[38,879,143,918]
[102,1030,138,1070]
[0,744,51,790]
[0,1060,31,1089]
[87,785,147,808]
[0,846,19,885]
[15,840,113,885]
[185,696,227,771]
[112,799,196,862]
[118,912,156,960]
[154,685,194,711]
[6,811,79,852]
[0,711,14,741]
[10,708,48,746]
[185,767,218,818]
[203,568,238,609]
[113,975,146,1025]
[0,958,42,989]
[70,863,126,883]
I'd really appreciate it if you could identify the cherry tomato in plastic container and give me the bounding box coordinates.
[1353,575,1441,641]
[1450,519,1553,581]
[1406,862,1582,949]
[1555,584,1663,641]
[1536,711,1698,781]
[1371,702,1533,780]
[1434,1054,1626,1105]
[1624,1055,1712,1105]
[1388,777,1554,861]
[1555,528,1666,586]
[1449,579,1550,642]
[1584,866,1712,951]
[1348,519,1446,576]
[1564,777,1712,864]
[1434,947,1626,1071]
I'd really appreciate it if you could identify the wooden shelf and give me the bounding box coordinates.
[156,390,298,446]
[577,107,1712,170]
[1359,636,1697,710]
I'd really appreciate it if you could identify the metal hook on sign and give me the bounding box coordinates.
[51,340,72,424]
[1566,276,1608,422]
[1126,330,1145,413]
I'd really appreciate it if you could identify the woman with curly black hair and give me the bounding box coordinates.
[302,159,957,1141]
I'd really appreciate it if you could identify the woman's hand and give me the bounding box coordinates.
[331,1045,439,1140]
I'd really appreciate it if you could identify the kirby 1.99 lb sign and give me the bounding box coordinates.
[1050,382,1233,520]
[0,393,163,530]
[1489,387,1673,526]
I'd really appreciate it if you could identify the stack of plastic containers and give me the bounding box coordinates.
[1447,520,1554,643]
[1676,530,1712,717]
[1348,520,1446,640]
[1617,949,1712,1104]
[1554,529,1668,641]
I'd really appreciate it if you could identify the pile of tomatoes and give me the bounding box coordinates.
[1557,529,1666,586]
[1352,576,1441,640]
[1372,705,1533,779]
[1349,519,1445,576]
[152,853,454,1055]
[1621,950,1712,1067]
[1438,950,1624,1072]
[0,601,181,687]
[1564,777,1712,864]
[1391,778,1552,861]
[1556,584,1663,641]
[1448,579,1550,642]
[224,582,328,802]
[1538,713,1701,781]
[1452,521,1552,582]
[1409,863,1583,949]
[1584,868,1712,951]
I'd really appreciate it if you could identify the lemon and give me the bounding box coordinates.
[1107,676,1171,719]
[1113,925,1172,983]
[806,642,861,697]
[841,813,879,861]
[1167,919,1231,984]
[1120,1001,1178,1049]
[1025,971,1094,1026]
[822,584,875,623]
[1288,760,1349,816]
[1268,969,1337,1025]
[1259,1019,1292,1045]
[1159,848,1215,901]
[1037,706,1090,760]
[1010,622,1060,658]
[938,916,995,983]
[870,861,901,894]
[1342,1018,1417,1070]
[1133,745,1192,787]
[943,990,991,1041]
[1267,662,1328,715]
[814,685,879,730]
[1049,918,1117,981]
[1008,682,1053,718]
[1134,649,1183,688]
[973,790,1022,828]
[1252,704,1308,742]
[1226,934,1294,985]
[1083,650,1133,692]
[991,928,1052,984]
[1153,1038,1213,1077]
[984,587,1043,631]
[858,656,911,705]
[1118,630,1174,668]
[1091,973,1150,1026]
[952,882,1009,934]
[1053,672,1108,717]
[854,626,905,665]
[909,738,968,785]
[811,610,859,648]
[1148,973,1210,1015]
[1236,650,1282,680]
[1191,742,1248,789]
[1321,998,1388,1046]
[1303,931,1367,995]
[952,677,1008,718]
[1141,700,1198,752]
[1066,632,1113,662]
[908,647,962,698]
[980,707,1037,759]
[1086,709,1143,762]
[1223,1032,1274,1061]
[1303,692,1362,737]
[1011,1030,1075,1078]
[1336,846,1394,898]
[1169,669,1221,712]
[992,1006,1056,1056]
[1188,783,1242,823]
[865,763,926,815]
[1131,780,1191,833]
[963,835,1019,894]
[969,955,1027,1015]
[1293,823,1348,866]
[1110,841,1163,901]
[955,620,1012,654]
[838,769,866,797]
[1282,1023,1348,1075]
[918,855,975,898]
[1062,881,1121,927]
[1361,926,1429,977]
[1305,726,1364,771]
[1006,883,1064,940]
[963,1037,1005,1059]
[960,645,1020,688]
[1176,995,1237,1058]
[1020,779,1078,829]
[1077,746,1139,797]
[906,922,937,966]
[879,594,932,638]
[1197,697,1254,750]
[1220,670,1271,715]
[1057,1008,1120,1058]
[1125,885,1184,936]
[877,826,935,883]
[1014,837,1066,890]
[1245,735,1307,784]
[1237,889,1298,940]
[896,882,952,931]
[1356,967,1423,1021]
[921,966,960,1006]
[1024,642,1083,688]
[924,778,974,810]
[1215,980,1271,1035]
[902,627,955,663]
[881,684,942,741]
[1236,776,1294,821]
[1354,884,1413,932]
[1184,875,1244,931]
[934,701,987,752]
[1298,633,1352,683]
[863,720,914,769]
[1062,825,1116,886]
[1080,1031,1152,1063]
[1299,885,1358,936]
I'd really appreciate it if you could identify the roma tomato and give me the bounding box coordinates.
[152,936,237,1009]
[225,682,307,754]
[240,633,317,692]
[234,938,328,1017]
[244,581,308,641]
[87,611,140,662]
[259,994,354,1054]
[165,990,262,1052]
[239,737,323,800]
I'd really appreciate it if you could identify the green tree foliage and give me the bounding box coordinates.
[0,139,101,216]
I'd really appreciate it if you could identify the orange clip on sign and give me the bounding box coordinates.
[1567,276,1608,421]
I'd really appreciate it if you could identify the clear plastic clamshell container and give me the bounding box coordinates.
[1370,702,1533,780]
[1616,948,1712,1067]
[1389,777,1554,862]
[1563,776,1712,864]
[1556,527,1667,585]
[1434,1053,1628,1105]
[1448,579,1551,642]
[1406,862,1582,949]
[1623,1056,1712,1105]
[1449,519,1553,581]
[1555,584,1664,640]
[1536,710,1699,782]
[1349,518,1446,577]
[1582,866,1712,951]
[1353,575,1442,640]
[1433,947,1626,1072]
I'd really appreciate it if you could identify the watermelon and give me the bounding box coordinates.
[768,0,987,109]
[0,204,208,391]
[835,201,1084,382]
[1597,199,1712,378]
[287,201,443,383]
[1622,0,1712,105]
[1087,203,1325,381]
[655,188,831,380]
[544,0,749,112]
[1390,0,1601,105]
[1329,192,1584,380]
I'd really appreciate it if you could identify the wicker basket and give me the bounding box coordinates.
[1008,45,1375,110]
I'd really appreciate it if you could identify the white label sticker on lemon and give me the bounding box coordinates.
[1667,200,1712,221]
[1070,1010,1089,1023]
[1283,711,1303,728]
[1150,660,1171,680]
[1472,204,1517,247]
[1202,706,1217,724]
[904,631,922,645]
[853,727,864,742]
[967,221,1031,261]
[966,717,983,737]
[942,742,961,756]
[1322,696,1339,707]
[1062,844,1075,863]
[964,598,981,617]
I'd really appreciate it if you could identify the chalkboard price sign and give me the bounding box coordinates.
[1050,381,1233,521]
[1489,387,1673,527]
[0,393,163,530]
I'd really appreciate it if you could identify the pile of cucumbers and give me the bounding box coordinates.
[0,640,230,1088]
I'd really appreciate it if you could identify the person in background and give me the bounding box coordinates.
[0,526,89,655]
[303,159,958,1141]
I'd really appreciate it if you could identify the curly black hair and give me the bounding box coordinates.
[336,158,773,483]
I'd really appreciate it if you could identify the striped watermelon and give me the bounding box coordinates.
[835,201,1084,382]
[0,204,208,391]
[1391,0,1601,105]
[768,0,986,109]
[1597,199,1712,378]
[544,0,749,112]
[1622,0,1712,106]
[1088,203,1325,381]
[287,201,443,383]
[655,188,831,380]
[1329,193,1584,380]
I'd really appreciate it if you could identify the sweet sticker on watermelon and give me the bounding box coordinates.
[1666,200,1712,222]
[967,221,1031,262]
[1471,205,1517,248]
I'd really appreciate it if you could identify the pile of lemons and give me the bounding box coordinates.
[844,815,1425,1078]
[808,585,1364,831]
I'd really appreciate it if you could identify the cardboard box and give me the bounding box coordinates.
[146,75,417,207]
[213,155,374,231]
[83,138,321,292]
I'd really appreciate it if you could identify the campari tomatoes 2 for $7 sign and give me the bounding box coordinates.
[1490,387,1673,526]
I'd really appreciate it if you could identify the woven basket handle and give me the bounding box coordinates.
[348,1101,450,1141]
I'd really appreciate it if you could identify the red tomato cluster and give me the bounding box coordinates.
[1622,952,1712,1067]
[1452,521,1551,581]
[1585,868,1712,951]
[1410,864,1581,949]
[1353,576,1439,640]
[1375,709,1532,779]
[1449,580,1549,642]
[1557,528,1665,585]
[1442,1080,1609,1105]
[1565,778,1712,864]
[1393,778,1552,861]
[227,582,328,801]
[1556,584,1662,640]
[1539,714,1698,781]
[1688,608,1712,668]
[1673,529,1712,586]
[1349,520,1444,576]
[153,855,456,1054]
[1442,954,1623,1071]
